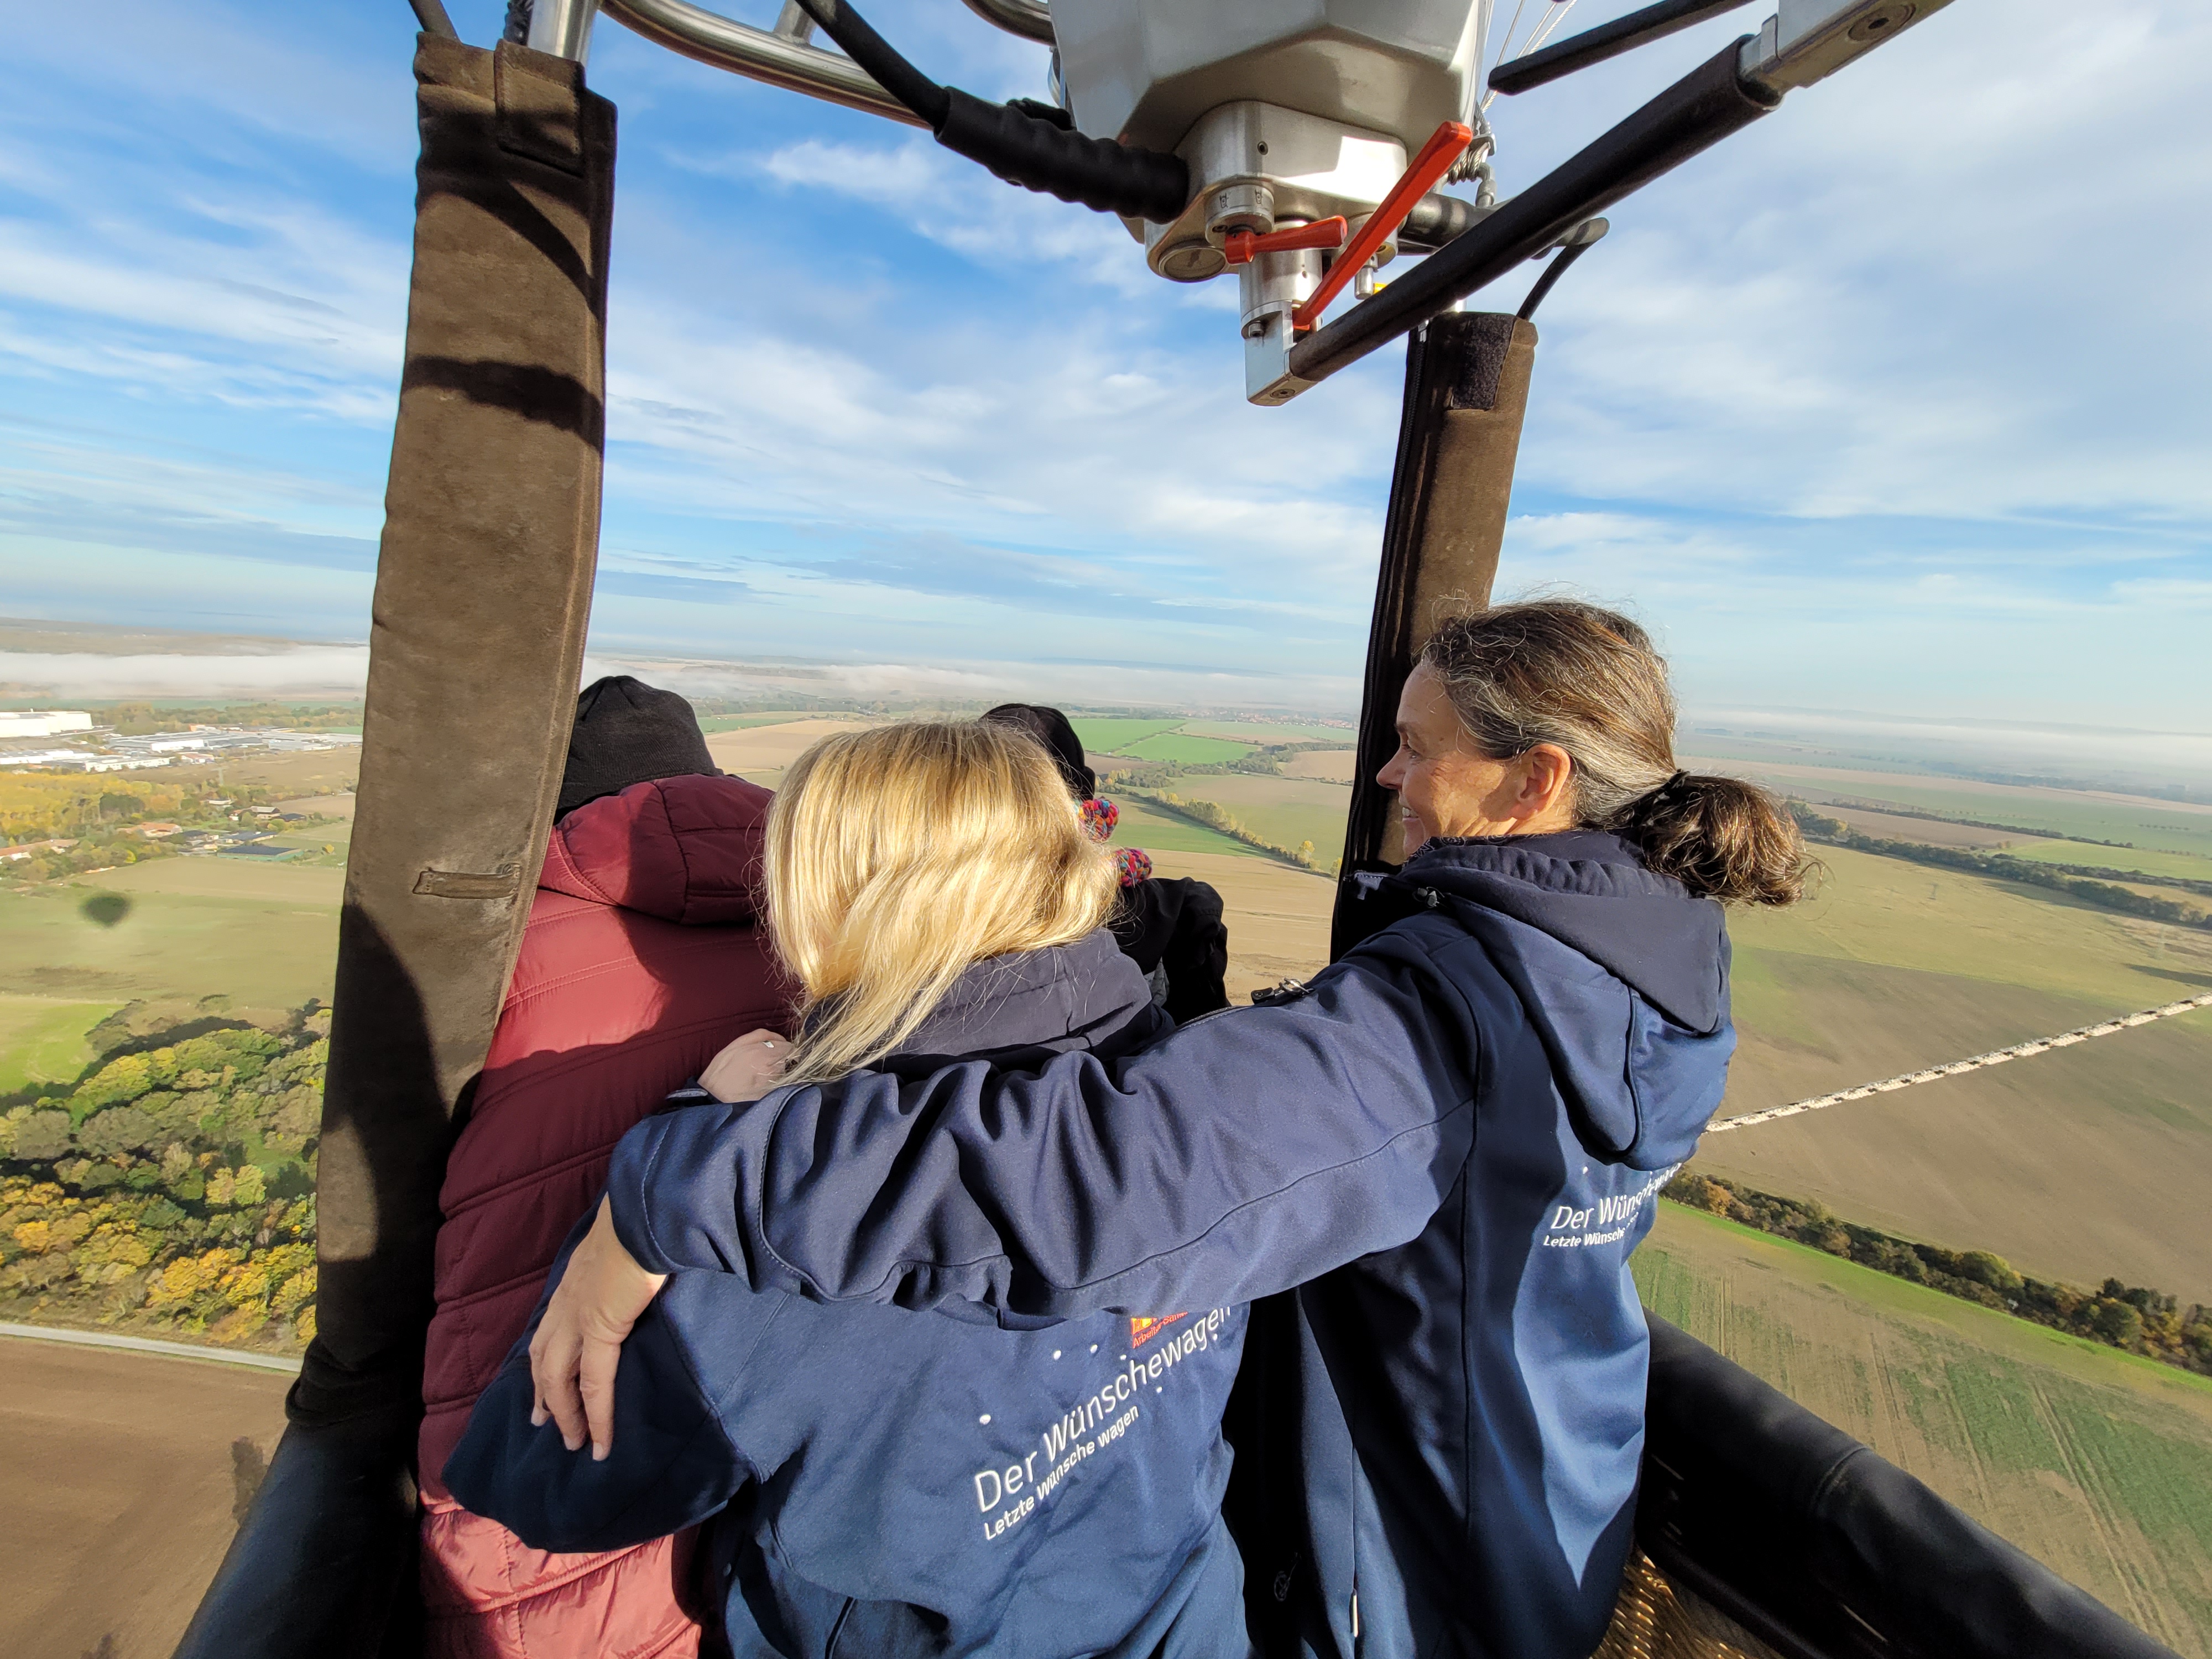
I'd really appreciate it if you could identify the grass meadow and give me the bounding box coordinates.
[1639,1201,2212,1655]
[1069,718,1185,753]
[1113,732,1256,765]
[1155,773,1354,860]
[0,860,340,1011]
[1995,838,2212,883]
[0,995,118,1095]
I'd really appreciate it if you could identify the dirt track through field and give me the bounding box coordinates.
[0,1334,291,1659]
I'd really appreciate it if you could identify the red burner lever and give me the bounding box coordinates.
[1222,216,1348,267]
[1291,120,1474,334]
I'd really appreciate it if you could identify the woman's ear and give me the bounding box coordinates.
[1516,744,1577,825]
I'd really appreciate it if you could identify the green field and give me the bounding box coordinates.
[1164,774,1353,858]
[1109,795,1264,858]
[0,995,121,1095]
[1994,838,2212,884]
[1730,844,2212,1009]
[0,860,340,1011]
[1071,719,1185,753]
[1115,732,1256,765]
[1639,1202,2212,1654]
[1177,721,1358,744]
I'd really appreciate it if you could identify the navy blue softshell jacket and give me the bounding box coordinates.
[592,833,1736,1659]
[446,930,1255,1659]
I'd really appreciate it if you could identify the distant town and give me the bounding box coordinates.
[0,708,360,774]
[0,706,359,876]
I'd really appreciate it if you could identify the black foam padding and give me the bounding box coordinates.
[172,1416,422,1659]
[934,88,1190,222]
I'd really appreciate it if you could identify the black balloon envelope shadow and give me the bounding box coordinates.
[80,893,132,928]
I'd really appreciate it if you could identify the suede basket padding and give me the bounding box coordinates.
[296,34,616,1434]
[1331,313,1537,960]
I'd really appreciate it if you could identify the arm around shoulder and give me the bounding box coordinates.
[605,928,1484,1318]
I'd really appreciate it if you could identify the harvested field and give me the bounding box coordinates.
[1809,803,2015,847]
[698,711,819,732]
[1708,846,2212,1299]
[1687,758,2212,862]
[1281,748,1358,783]
[194,747,362,799]
[1137,846,1333,1002]
[0,1333,292,1659]
[1637,1203,2212,1655]
[704,716,876,781]
[273,791,354,818]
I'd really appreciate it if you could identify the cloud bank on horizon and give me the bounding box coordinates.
[0,0,2206,728]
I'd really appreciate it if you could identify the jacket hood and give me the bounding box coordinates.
[540,773,770,927]
[1399,831,1724,1033]
[886,927,1158,1066]
[1395,830,1732,1167]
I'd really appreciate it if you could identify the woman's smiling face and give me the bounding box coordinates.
[1375,662,1579,852]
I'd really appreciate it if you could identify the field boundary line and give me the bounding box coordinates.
[1712,992,2212,1134]
[0,1319,300,1374]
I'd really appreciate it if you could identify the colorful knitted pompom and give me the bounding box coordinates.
[1079,796,1120,843]
[1113,846,1153,887]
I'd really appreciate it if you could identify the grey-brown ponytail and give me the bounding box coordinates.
[1418,602,1811,905]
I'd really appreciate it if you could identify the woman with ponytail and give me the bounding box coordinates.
[531,602,1807,1659]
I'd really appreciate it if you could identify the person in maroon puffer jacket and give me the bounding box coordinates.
[418,677,794,1658]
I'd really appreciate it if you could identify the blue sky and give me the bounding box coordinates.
[1,0,2207,728]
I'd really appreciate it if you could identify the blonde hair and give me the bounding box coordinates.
[765,720,1120,1083]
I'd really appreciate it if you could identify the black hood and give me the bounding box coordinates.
[1398,830,1726,1035]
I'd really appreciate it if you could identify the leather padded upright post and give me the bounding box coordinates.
[294,34,615,1432]
[1331,313,1536,959]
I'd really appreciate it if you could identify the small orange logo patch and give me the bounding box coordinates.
[1129,1313,1188,1349]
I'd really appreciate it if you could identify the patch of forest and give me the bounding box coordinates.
[0,1001,325,1352]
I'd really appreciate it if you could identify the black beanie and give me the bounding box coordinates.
[557,676,718,819]
[980,703,1095,800]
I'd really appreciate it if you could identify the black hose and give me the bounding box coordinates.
[791,0,950,127]
[1516,218,1608,319]
[793,0,1190,222]
[1400,192,1488,250]
[410,0,461,39]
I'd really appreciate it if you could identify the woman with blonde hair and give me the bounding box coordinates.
[447,720,1253,1658]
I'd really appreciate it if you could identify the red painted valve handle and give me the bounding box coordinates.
[1292,121,1474,333]
[1222,215,1349,267]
